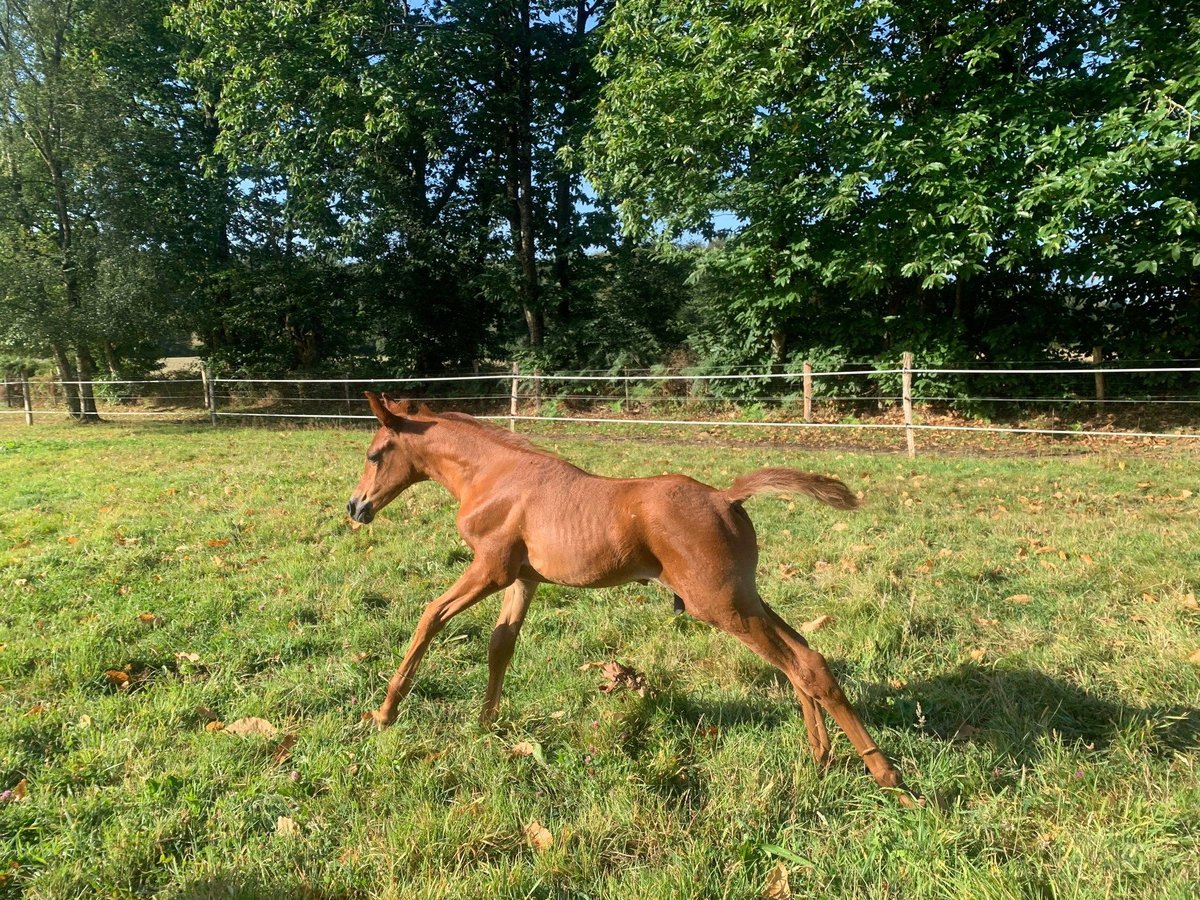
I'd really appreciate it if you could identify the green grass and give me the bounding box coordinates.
[1,420,1198,899]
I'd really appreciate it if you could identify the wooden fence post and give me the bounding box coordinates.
[1093,346,1105,410]
[204,366,218,426]
[902,351,915,458]
[623,369,630,412]
[22,371,32,426]
[533,368,542,416]
[200,366,210,410]
[802,360,813,423]
[510,362,519,431]
[343,377,352,419]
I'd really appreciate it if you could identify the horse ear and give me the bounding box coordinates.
[365,391,403,429]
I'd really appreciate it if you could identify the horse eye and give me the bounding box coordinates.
[367,451,382,464]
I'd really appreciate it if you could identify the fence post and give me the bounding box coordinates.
[802,360,813,423]
[22,371,32,426]
[533,368,542,416]
[623,368,630,412]
[510,362,519,431]
[200,366,210,410]
[343,376,352,419]
[1093,346,1105,410]
[204,366,218,426]
[902,351,915,458]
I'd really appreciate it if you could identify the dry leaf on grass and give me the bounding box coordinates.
[524,821,553,852]
[275,816,300,837]
[968,648,986,663]
[763,862,791,900]
[1006,594,1034,605]
[204,720,225,732]
[271,734,298,766]
[1188,648,1200,665]
[104,670,130,691]
[224,717,278,738]
[137,612,162,625]
[596,661,650,697]
[207,539,230,548]
[800,614,834,634]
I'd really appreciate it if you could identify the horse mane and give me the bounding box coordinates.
[435,410,563,459]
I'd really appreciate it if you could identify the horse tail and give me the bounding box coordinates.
[722,468,860,510]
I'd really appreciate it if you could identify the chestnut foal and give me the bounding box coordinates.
[348,393,905,796]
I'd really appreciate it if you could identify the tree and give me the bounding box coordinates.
[585,0,1200,365]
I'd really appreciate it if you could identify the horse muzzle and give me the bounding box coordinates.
[346,496,374,524]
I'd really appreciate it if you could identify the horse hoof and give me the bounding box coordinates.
[360,709,389,730]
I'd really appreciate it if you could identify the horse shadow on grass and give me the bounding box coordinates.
[616,661,1199,786]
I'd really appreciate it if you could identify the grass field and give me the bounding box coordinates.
[1,418,1198,899]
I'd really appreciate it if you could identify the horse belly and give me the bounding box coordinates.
[522,515,653,588]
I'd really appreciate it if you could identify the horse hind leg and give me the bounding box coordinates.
[755,598,903,791]
[480,578,537,727]
[692,584,902,792]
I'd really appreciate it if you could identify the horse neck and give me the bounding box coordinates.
[410,419,511,503]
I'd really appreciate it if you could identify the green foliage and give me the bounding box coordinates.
[586,0,1200,367]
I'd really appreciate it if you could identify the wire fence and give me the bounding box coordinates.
[4,355,1200,456]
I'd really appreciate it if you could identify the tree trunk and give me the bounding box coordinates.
[770,329,787,374]
[75,345,101,421]
[514,0,541,348]
[51,343,82,420]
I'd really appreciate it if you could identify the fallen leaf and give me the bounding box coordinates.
[763,861,792,900]
[1181,593,1198,610]
[204,720,225,732]
[207,539,230,548]
[1006,594,1034,605]
[1080,554,1094,565]
[968,648,986,663]
[275,816,300,837]
[524,821,553,852]
[800,614,834,634]
[175,651,201,664]
[510,741,537,757]
[973,616,999,627]
[211,555,225,568]
[224,717,278,738]
[830,522,848,532]
[1188,649,1200,665]
[105,670,131,690]
[137,612,162,626]
[10,779,28,801]
[271,734,298,766]
[597,661,650,697]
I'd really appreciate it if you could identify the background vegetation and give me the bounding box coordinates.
[2,1,1198,420]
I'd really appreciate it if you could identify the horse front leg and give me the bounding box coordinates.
[365,562,507,729]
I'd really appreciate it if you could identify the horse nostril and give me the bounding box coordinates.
[347,497,358,517]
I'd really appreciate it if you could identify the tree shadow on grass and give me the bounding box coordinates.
[860,662,1200,766]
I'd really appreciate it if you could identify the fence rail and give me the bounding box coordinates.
[5,355,1200,456]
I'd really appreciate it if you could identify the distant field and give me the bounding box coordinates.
[1,419,1198,898]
